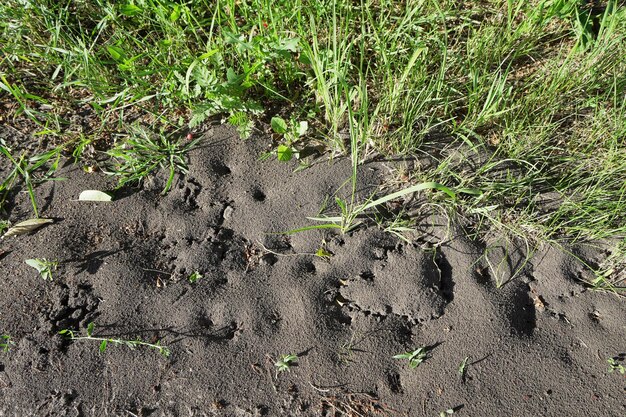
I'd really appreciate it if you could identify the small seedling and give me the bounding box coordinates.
[458,356,470,380]
[1,142,63,218]
[1,335,13,352]
[188,271,203,284]
[315,246,333,260]
[0,220,9,235]
[270,116,308,162]
[59,322,170,357]
[393,347,428,369]
[275,353,298,373]
[25,258,58,280]
[607,358,626,374]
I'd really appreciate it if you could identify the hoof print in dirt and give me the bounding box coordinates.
[339,246,451,324]
[179,177,202,210]
[45,283,100,332]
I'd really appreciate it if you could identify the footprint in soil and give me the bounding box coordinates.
[339,245,452,324]
[44,283,100,333]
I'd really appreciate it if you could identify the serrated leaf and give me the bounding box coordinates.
[119,4,142,16]
[3,218,53,237]
[99,340,108,353]
[79,190,112,202]
[271,117,288,134]
[277,145,293,161]
[279,37,300,52]
[226,67,238,83]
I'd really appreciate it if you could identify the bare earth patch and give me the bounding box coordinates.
[0,126,624,416]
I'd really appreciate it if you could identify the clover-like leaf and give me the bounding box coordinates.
[271,117,288,134]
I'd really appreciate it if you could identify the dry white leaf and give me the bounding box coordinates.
[79,190,112,202]
[3,218,53,238]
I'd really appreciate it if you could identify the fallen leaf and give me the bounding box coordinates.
[3,218,53,238]
[79,190,112,202]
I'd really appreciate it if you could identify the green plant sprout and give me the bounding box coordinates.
[59,322,170,357]
[1,335,13,352]
[275,353,298,373]
[25,258,58,280]
[0,220,9,235]
[315,246,333,260]
[188,271,203,284]
[607,358,625,374]
[459,356,470,380]
[1,141,63,218]
[393,347,429,369]
[106,125,200,195]
[288,182,475,235]
[270,116,308,162]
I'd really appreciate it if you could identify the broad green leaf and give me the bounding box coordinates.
[106,46,125,61]
[79,190,112,202]
[226,68,238,83]
[99,340,108,353]
[271,117,288,134]
[3,218,53,237]
[119,4,142,16]
[25,259,45,272]
[277,145,293,161]
[170,5,181,21]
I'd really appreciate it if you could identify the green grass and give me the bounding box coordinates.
[1,0,625,287]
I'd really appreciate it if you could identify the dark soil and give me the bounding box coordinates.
[0,126,624,416]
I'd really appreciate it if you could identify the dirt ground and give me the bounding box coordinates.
[0,125,624,416]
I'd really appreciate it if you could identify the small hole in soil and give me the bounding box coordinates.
[252,188,266,202]
[360,271,375,281]
[261,253,278,266]
[546,390,553,395]
[212,161,231,176]
[303,261,316,273]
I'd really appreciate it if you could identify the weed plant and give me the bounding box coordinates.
[105,125,200,194]
[25,258,58,280]
[60,322,170,357]
[0,335,12,352]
